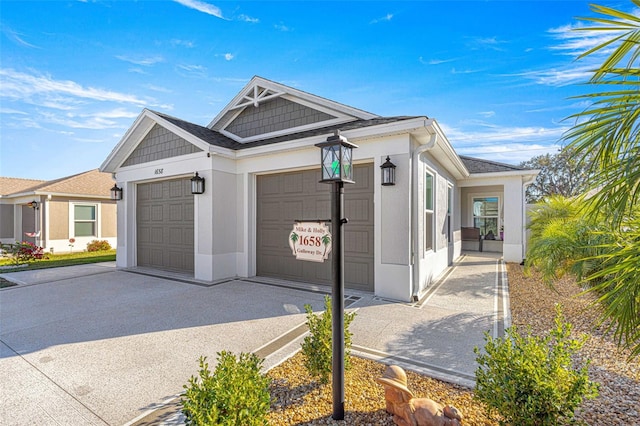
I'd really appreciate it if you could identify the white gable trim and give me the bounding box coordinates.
[217,92,361,143]
[100,109,211,173]
[207,76,378,130]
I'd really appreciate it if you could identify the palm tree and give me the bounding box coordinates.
[556,0,640,357]
[564,0,640,226]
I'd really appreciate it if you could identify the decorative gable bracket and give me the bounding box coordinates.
[231,85,285,110]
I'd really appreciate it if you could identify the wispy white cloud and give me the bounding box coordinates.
[441,121,568,148]
[0,68,151,106]
[173,0,225,19]
[0,108,28,115]
[470,36,507,51]
[442,120,564,163]
[456,142,562,164]
[451,67,484,75]
[223,53,234,61]
[238,14,259,23]
[170,39,195,48]
[2,26,39,49]
[145,84,172,93]
[370,13,393,24]
[116,55,164,66]
[274,23,291,32]
[506,63,594,87]
[421,57,456,65]
[478,111,495,118]
[547,23,618,57]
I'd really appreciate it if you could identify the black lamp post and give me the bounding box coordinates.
[190,172,205,194]
[315,130,357,420]
[110,184,123,201]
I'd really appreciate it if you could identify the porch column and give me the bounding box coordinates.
[502,178,524,263]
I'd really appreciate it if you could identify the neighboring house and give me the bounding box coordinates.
[0,169,117,253]
[100,76,538,302]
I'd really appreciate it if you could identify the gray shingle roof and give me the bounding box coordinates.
[459,155,530,174]
[153,110,423,150]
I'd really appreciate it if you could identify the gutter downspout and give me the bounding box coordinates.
[410,132,437,301]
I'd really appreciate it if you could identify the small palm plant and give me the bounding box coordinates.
[321,234,331,257]
[290,232,298,254]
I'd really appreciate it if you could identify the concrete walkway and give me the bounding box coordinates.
[0,252,508,425]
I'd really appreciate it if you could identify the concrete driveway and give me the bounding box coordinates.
[0,265,331,425]
[0,253,507,425]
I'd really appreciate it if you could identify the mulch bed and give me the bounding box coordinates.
[265,263,639,425]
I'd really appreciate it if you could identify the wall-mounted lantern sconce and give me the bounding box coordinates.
[27,200,39,209]
[380,156,396,186]
[110,184,123,201]
[316,130,358,184]
[190,172,205,194]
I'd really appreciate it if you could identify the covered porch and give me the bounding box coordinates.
[457,156,539,263]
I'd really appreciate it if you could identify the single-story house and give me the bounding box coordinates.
[0,169,117,253]
[100,76,538,302]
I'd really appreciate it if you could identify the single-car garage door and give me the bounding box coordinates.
[137,178,194,273]
[257,164,374,292]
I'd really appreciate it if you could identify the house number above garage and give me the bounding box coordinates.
[289,222,332,263]
[154,168,163,175]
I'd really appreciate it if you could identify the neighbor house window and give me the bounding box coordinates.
[74,205,96,237]
[473,197,499,237]
[425,172,434,251]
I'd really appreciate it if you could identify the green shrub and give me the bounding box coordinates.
[301,295,356,384]
[474,305,599,425]
[181,352,271,426]
[86,239,112,252]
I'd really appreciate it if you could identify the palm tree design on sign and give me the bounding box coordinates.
[290,232,299,255]
[322,234,331,258]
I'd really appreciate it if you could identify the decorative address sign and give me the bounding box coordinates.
[289,222,332,263]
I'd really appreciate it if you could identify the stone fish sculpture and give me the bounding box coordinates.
[377,365,463,426]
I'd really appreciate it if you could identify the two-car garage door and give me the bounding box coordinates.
[256,164,374,292]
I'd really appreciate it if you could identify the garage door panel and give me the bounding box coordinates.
[168,203,183,221]
[283,173,304,193]
[282,200,303,222]
[257,164,373,291]
[259,227,282,249]
[259,174,280,195]
[344,229,371,254]
[150,227,163,244]
[137,178,194,273]
[151,183,163,199]
[260,201,281,222]
[346,198,370,222]
[151,205,163,221]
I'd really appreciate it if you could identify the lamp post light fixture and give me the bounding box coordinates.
[316,130,357,183]
[380,156,396,186]
[190,172,205,195]
[110,184,123,201]
[315,130,357,421]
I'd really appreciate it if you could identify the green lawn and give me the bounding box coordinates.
[0,250,116,271]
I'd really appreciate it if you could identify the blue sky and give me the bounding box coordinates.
[0,0,632,180]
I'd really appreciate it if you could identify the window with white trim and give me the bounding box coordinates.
[74,204,97,237]
[424,172,434,251]
[473,197,499,237]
